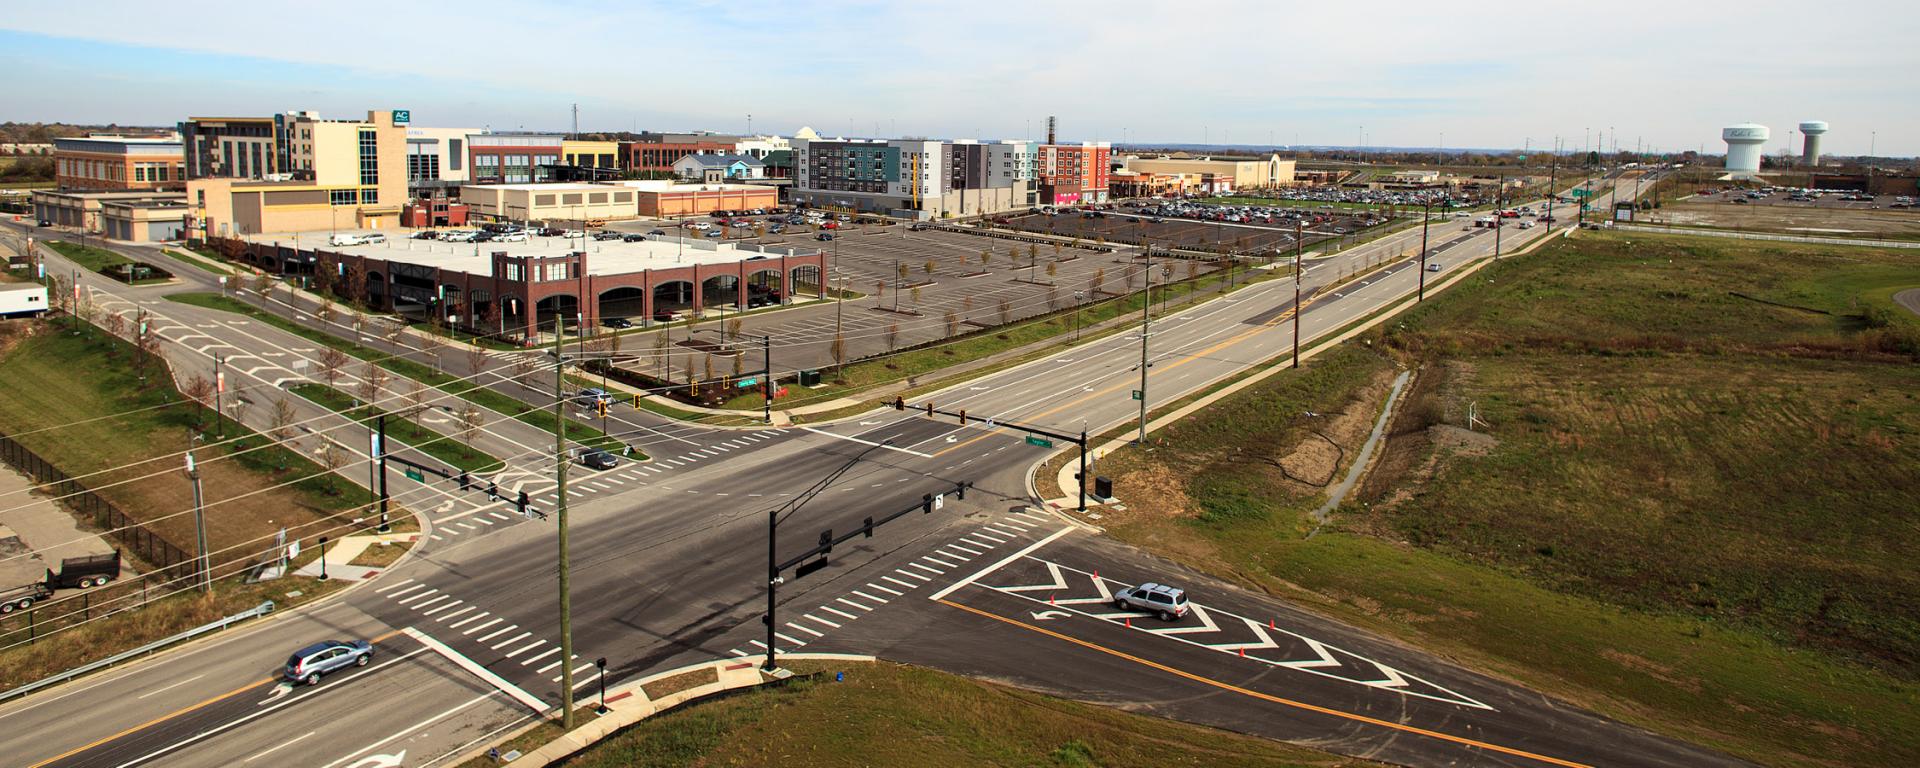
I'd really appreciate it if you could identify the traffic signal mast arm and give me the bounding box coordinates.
[773,480,972,574]
[892,397,1086,447]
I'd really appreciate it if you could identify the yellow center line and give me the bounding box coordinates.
[26,628,409,768]
[936,599,1593,768]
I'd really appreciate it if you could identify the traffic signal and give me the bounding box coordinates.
[892,396,905,410]
[632,394,642,408]
[517,490,529,514]
[958,409,968,425]
[924,402,934,417]
[596,400,609,418]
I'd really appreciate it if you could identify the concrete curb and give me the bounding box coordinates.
[503,653,875,767]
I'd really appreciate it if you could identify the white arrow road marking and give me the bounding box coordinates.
[858,420,882,426]
[258,681,294,705]
[997,562,1069,593]
[1279,637,1344,669]
[1145,604,1221,635]
[343,750,406,768]
[1206,618,1281,652]
[945,435,958,443]
[1029,610,1071,621]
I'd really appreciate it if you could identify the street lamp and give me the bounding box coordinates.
[594,657,609,713]
[317,536,330,581]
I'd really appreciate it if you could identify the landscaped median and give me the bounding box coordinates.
[164,292,636,456]
[289,382,505,474]
[460,657,1377,768]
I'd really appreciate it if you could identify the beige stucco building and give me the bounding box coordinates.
[461,183,639,222]
[1119,154,1296,192]
[186,110,407,237]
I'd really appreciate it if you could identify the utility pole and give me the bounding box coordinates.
[1135,246,1152,445]
[1545,137,1559,234]
[1494,176,1504,259]
[891,256,900,313]
[1417,198,1431,302]
[185,452,210,594]
[762,335,773,424]
[376,414,390,532]
[1292,220,1302,369]
[551,315,576,729]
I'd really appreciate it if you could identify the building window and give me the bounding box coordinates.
[331,189,357,205]
[361,187,378,205]
[505,263,523,281]
[449,139,463,170]
[542,262,568,282]
[359,129,379,186]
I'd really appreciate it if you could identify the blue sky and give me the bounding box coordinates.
[3,0,1916,155]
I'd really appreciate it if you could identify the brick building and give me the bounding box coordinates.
[53,136,185,191]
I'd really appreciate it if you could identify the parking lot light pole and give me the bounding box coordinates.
[1135,247,1152,445]
[1292,220,1302,369]
[552,316,577,730]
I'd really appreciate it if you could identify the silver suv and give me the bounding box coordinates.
[1114,582,1190,621]
[285,640,372,685]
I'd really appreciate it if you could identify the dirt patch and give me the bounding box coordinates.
[642,665,718,701]
[1599,649,1704,694]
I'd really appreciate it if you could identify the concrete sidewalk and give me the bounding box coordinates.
[0,463,118,587]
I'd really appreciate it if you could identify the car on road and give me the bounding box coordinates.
[36,219,53,227]
[648,229,666,235]
[1426,262,1443,272]
[285,640,372,685]
[578,448,619,470]
[601,317,633,329]
[574,388,615,407]
[1114,582,1189,621]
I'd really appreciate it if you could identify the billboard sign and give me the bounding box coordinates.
[392,110,411,126]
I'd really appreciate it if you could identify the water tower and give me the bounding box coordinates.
[1798,121,1828,166]
[1723,123,1770,175]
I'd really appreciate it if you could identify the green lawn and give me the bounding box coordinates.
[289,383,505,473]
[553,661,1380,768]
[1089,231,1920,767]
[162,248,233,276]
[44,240,130,272]
[165,292,633,455]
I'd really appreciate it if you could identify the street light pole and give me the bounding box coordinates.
[1494,176,1504,259]
[1135,246,1152,445]
[762,334,773,424]
[376,414,390,532]
[1292,220,1302,369]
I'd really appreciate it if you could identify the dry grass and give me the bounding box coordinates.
[639,665,717,701]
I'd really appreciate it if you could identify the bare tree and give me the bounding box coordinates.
[1125,265,1140,293]
[356,361,389,406]
[997,298,1013,326]
[511,354,538,392]
[466,345,489,379]
[1092,267,1107,296]
[944,310,959,336]
[703,353,715,386]
[270,398,297,442]
[651,333,669,378]
[1053,242,1062,260]
[317,347,349,390]
[1048,286,1061,312]
[1045,261,1058,281]
[885,323,899,352]
[979,249,991,267]
[730,351,744,382]
[923,259,936,277]
[456,403,484,455]
[725,316,743,343]
[874,279,886,300]
[351,313,367,343]
[183,375,215,428]
[318,441,346,495]
[909,286,922,309]
[961,295,974,314]
[383,324,406,352]
[317,298,336,326]
[1028,243,1039,264]
[405,379,428,422]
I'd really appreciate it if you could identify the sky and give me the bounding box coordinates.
[3,0,1917,156]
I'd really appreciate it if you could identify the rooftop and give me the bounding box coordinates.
[249,230,816,277]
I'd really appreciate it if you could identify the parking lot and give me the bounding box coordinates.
[993,204,1390,257]
[1656,187,1920,239]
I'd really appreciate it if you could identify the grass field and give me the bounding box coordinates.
[289,383,505,474]
[165,293,633,455]
[555,661,1379,768]
[43,240,130,273]
[1652,200,1920,240]
[1089,231,1920,767]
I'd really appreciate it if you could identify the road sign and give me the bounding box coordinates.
[404,468,425,482]
[1025,436,1053,448]
[1571,188,1593,198]
[736,377,757,388]
[1130,389,1143,401]
[934,493,945,511]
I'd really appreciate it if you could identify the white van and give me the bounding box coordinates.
[327,233,385,247]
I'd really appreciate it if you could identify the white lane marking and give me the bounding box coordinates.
[429,603,475,620]
[395,588,440,606]
[135,673,206,700]
[835,597,874,612]
[998,519,1033,530]
[922,554,961,568]
[729,649,749,657]
[410,595,454,611]
[477,625,519,644]
[500,637,541,656]
[453,614,498,632]
[972,530,1010,543]
[421,600,465,618]
[799,427,935,458]
[947,543,984,556]
[820,605,859,620]
[907,562,944,576]
[961,536,997,549]
[850,590,888,604]
[893,569,929,582]
[882,576,918,590]
[553,662,597,684]
[866,582,902,596]
[536,654,577,674]
[802,613,840,629]
[375,578,418,595]
[929,527,1075,601]
[401,627,547,713]
[242,730,315,763]
[773,632,806,646]
[985,523,1022,537]
[520,646,563,666]
[786,622,824,637]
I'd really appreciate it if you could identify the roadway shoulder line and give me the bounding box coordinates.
[928,526,1075,601]
[401,627,547,714]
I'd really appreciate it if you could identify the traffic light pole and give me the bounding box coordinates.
[762,335,773,424]
[1417,198,1431,302]
[892,398,1090,511]
[552,316,576,729]
[1292,220,1302,369]
[1135,246,1152,445]
[376,413,390,533]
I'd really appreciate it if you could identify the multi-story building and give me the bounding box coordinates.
[466,133,564,185]
[672,154,767,183]
[406,126,480,196]
[561,139,621,170]
[179,116,280,180]
[1034,141,1111,206]
[733,135,790,159]
[1117,154,1295,194]
[187,110,407,237]
[53,136,185,191]
[791,137,1036,218]
[622,132,739,174]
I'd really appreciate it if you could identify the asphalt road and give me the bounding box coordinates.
[0,175,1754,768]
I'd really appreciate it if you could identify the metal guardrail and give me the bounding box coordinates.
[0,600,274,703]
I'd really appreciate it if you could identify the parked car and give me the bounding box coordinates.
[817,232,835,241]
[35,219,53,227]
[653,309,681,323]
[1113,582,1190,621]
[648,229,666,235]
[601,317,633,329]
[621,233,648,242]
[592,231,622,241]
[411,230,440,240]
[704,229,723,238]
[495,231,529,242]
[560,230,585,238]
[578,448,618,470]
[285,640,373,686]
